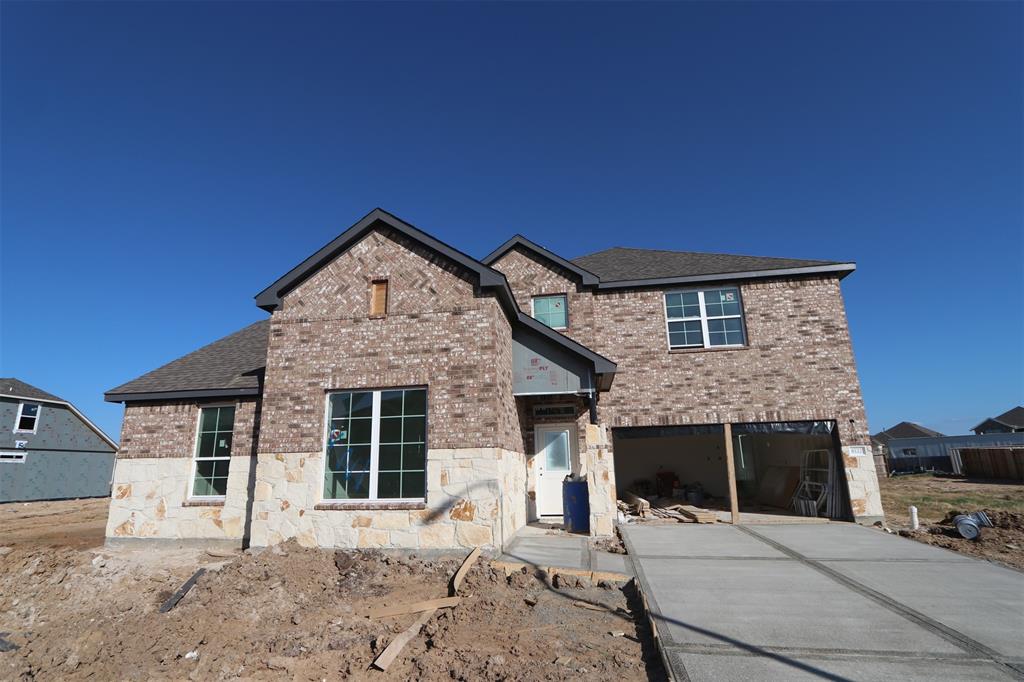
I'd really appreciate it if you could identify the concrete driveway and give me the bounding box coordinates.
[620,522,1024,681]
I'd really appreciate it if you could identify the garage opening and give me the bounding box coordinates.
[612,421,852,522]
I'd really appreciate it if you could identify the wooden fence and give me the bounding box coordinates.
[957,447,1024,481]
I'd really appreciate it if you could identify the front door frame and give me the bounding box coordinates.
[533,423,578,517]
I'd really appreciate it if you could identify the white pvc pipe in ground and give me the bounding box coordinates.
[909,505,919,531]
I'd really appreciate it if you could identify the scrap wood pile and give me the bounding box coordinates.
[619,491,716,524]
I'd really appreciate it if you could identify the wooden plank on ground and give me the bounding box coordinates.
[677,505,717,524]
[370,546,483,672]
[451,547,481,595]
[159,568,206,614]
[371,607,436,671]
[366,596,460,619]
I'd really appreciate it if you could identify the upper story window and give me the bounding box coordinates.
[532,294,568,330]
[664,287,746,349]
[14,403,40,433]
[191,405,235,498]
[324,388,426,501]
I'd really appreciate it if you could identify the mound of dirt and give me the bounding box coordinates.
[0,539,664,681]
[898,509,1024,571]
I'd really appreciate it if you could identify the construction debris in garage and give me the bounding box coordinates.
[618,490,717,524]
[613,422,851,522]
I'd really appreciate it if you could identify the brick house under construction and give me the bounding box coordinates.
[104,208,883,550]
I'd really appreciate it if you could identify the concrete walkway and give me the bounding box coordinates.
[497,523,631,578]
[621,522,1024,681]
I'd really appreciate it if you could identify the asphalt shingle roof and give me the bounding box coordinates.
[105,320,269,399]
[0,378,65,403]
[992,406,1024,428]
[571,246,841,283]
[871,421,945,444]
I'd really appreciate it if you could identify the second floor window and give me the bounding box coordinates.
[665,287,746,349]
[15,403,40,433]
[532,294,568,329]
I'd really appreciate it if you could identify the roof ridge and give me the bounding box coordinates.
[573,245,839,264]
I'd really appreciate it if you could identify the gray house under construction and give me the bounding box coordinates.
[0,378,117,502]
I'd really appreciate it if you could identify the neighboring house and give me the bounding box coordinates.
[1,378,117,502]
[870,421,945,475]
[887,433,1024,475]
[972,406,1024,435]
[103,208,883,551]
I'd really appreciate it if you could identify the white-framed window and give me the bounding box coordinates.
[14,402,40,433]
[190,405,235,498]
[664,287,746,349]
[0,451,26,463]
[323,388,426,501]
[531,294,568,330]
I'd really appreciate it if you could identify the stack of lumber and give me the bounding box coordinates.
[620,491,651,517]
[623,490,716,524]
[653,502,716,524]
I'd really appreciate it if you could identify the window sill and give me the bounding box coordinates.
[668,345,749,355]
[314,501,426,511]
[183,498,226,507]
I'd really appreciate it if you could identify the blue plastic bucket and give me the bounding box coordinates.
[562,480,590,534]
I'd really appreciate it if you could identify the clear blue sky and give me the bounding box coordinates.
[2,1,1021,442]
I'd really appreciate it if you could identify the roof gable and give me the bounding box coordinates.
[3,377,118,449]
[972,406,1024,432]
[871,421,945,443]
[482,235,600,286]
[256,208,506,312]
[994,406,1024,427]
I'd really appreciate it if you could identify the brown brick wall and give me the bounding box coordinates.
[491,252,870,445]
[116,397,260,459]
[258,227,523,455]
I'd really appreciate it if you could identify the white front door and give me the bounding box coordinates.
[535,426,573,516]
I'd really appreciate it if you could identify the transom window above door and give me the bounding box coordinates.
[532,294,568,329]
[324,388,426,502]
[664,287,746,349]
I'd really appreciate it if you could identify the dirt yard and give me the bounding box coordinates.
[0,497,109,549]
[0,499,665,681]
[878,474,1024,571]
